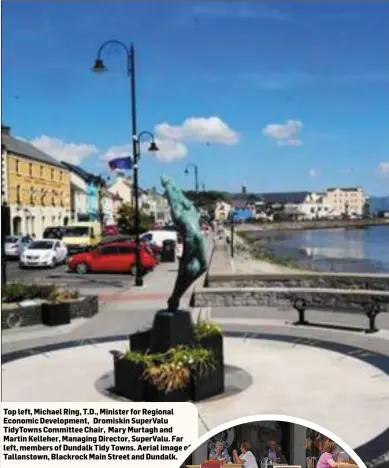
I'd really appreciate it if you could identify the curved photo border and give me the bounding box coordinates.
[2,331,389,466]
[178,414,368,468]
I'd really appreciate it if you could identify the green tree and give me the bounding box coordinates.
[117,203,153,235]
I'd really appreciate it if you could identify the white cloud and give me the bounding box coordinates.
[262,119,304,146]
[29,135,98,165]
[155,116,239,145]
[101,140,188,164]
[377,161,389,177]
[101,116,238,164]
[101,144,132,161]
[151,139,188,163]
[308,168,318,177]
[277,138,303,147]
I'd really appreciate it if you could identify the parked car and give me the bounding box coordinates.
[103,224,119,236]
[43,226,65,240]
[4,235,33,259]
[19,239,68,269]
[67,241,156,275]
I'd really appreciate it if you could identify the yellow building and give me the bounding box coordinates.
[2,125,71,237]
[323,187,369,217]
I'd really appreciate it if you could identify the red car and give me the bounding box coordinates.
[103,224,119,236]
[67,242,156,275]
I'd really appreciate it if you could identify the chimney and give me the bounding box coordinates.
[1,125,11,136]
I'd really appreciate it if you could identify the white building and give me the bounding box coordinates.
[140,188,170,224]
[108,172,133,205]
[214,200,231,221]
[284,193,339,220]
[102,190,115,224]
[61,162,89,222]
[322,187,369,217]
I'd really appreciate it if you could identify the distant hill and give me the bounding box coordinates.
[370,196,389,213]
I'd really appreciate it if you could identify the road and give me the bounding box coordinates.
[4,258,135,293]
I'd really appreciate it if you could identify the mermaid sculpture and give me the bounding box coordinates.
[161,175,208,312]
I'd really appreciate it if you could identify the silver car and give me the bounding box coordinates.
[4,235,33,259]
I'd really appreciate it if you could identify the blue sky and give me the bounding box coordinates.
[2,1,389,195]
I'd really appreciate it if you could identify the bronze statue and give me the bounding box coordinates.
[161,175,207,312]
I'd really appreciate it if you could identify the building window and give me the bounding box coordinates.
[40,165,44,178]
[15,159,20,174]
[16,185,21,204]
[51,168,54,180]
[30,187,35,205]
[41,189,46,206]
[60,171,63,182]
[52,190,56,206]
[29,163,33,176]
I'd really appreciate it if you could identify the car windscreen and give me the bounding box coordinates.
[28,241,54,250]
[44,228,60,238]
[63,226,89,237]
[6,236,19,243]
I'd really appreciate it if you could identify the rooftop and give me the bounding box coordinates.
[2,126,65,169]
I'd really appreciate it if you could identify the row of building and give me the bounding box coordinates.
[1,125,170,237]
[214,186,369,222]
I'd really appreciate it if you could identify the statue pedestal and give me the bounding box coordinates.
[150,309,194,353]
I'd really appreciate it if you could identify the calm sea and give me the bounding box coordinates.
[252,225,389,273]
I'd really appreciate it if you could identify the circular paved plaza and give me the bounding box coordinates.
[2,334,389,461]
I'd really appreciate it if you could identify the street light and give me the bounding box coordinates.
[92,40,158,287]
[184,163,199,193]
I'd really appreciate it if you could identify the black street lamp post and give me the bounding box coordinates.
[184,163,199,193]
[92,40,158,287]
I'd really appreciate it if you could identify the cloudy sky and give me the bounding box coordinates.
[2,1,389,195]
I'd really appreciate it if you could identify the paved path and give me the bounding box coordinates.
[2,335,389,460]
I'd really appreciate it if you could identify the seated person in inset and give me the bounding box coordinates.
[233,441,258,468]
[209,440,229,462]
[266,439,287,464]
[317,440,341,468]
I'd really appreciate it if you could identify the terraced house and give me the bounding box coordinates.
[2,125,71,237]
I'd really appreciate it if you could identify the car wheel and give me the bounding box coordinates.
[50,258,57,269]
[19,263,25,270]
[76,262,89,275]
[129,264,137,276]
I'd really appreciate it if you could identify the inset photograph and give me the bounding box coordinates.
[181,418,364,468]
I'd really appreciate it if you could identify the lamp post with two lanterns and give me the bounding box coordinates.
[91,40,158,287]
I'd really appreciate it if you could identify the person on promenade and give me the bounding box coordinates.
[209,440,229,462]
[264,439,287,465]
[317,440,341,468]
[233,441,258,468]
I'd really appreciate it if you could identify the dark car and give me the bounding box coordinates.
[43,226,65,240]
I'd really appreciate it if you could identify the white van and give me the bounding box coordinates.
[141,230,183,259]
[140,230,177,248]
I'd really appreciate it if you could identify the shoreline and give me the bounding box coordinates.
[237,226,389,274]
[236,218,389,233]
[237,231,308,272]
